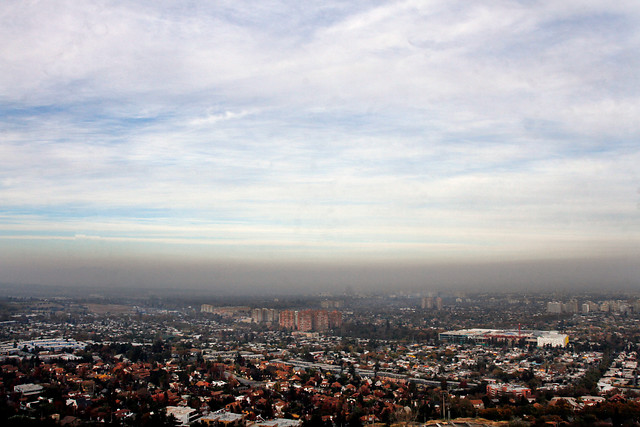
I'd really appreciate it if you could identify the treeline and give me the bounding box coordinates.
[339,321,439,342]
[477,399,640,425]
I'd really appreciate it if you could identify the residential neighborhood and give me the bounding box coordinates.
[2,291,640,425]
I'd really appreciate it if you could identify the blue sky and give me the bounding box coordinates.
[1,1,639,290]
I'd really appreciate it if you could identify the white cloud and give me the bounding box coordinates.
[1,0,639,268]
[189,110,252,125]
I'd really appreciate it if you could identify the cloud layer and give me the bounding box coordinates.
[1,1,639,289]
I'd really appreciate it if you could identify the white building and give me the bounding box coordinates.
[537,332,569,348]
[251,419,303,427]
[166,406,198,426]
[547,302,563,314]
[14,383,43,396]
[0,338,86,354]
[202,411,246,426]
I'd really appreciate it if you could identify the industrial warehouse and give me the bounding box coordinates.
[439,328,569,347]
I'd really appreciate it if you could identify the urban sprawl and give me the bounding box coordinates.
[1,291,640,426]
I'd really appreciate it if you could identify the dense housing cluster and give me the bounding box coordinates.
[1,291,640,425]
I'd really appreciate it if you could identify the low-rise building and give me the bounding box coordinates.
[166,406,199,426]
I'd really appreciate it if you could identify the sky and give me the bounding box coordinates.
[1,1,639,293]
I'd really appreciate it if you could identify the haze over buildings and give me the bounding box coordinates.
[1,1,639,292]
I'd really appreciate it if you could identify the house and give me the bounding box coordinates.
[166,406,199,426]
[200,410,246,427]
[14,383,44,397]
[469,399,485,410]
[249,418,302,427]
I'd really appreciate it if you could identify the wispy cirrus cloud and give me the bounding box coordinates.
[1,1,639,289]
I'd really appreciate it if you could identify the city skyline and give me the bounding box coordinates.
[1,1,639,291]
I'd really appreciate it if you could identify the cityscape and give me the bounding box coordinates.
[2,1,640,426]
[2,288,640,425]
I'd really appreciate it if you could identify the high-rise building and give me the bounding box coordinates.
[321,300,344,309]
[436,297,443,310]
[313,310,329,331]
[547,302,563,314]
[297,310,314,332]
[201,304,215,313]
[329,310,343,328]
[251,308,279,323]
[264,308,278,323]
[279,310,296,329]
[421,297,434,309]
[278,309,342,331]
[251,308,263,323]
[564,300,579,314]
